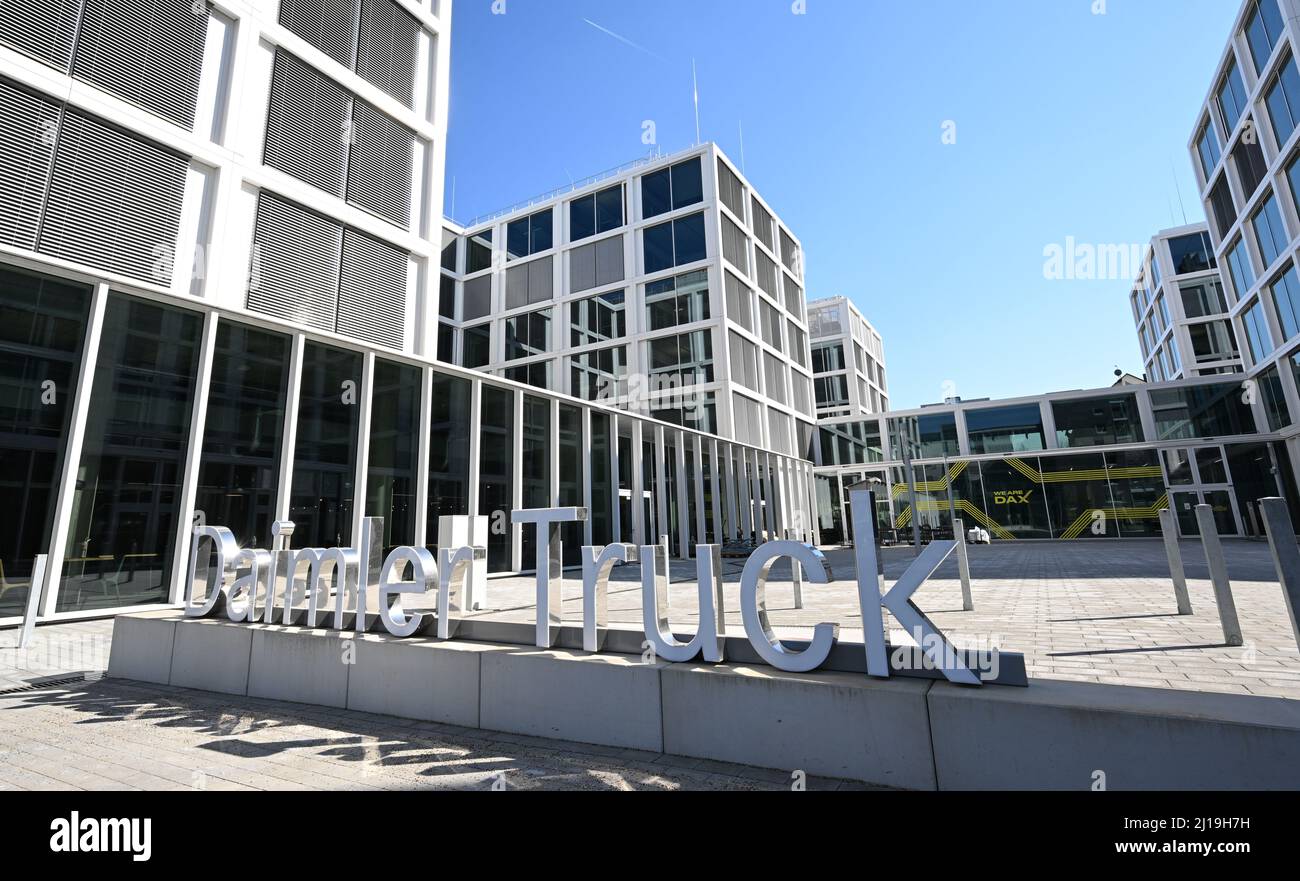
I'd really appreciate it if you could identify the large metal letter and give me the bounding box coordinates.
[641,543,727,663]
[228,549,271,623]
[355,517,384,634]
[739,541,834,672]
[437,545,484,639]
[185,526,239,617]
[377,547,437,638]
[852,488,981,685]
[583,543,638,652]
[513,507,588,647]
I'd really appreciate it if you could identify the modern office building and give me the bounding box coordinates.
[1187,0,1300,489]
[1131,223,1240,381]
[807,296,889,419]
[0,0,818,629]
[812,374,1300,545]
[435,143,820,458]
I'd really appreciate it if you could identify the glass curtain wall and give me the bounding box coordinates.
[290,343,361,550]
[479,385,515,573]
[367,359,421,554]
[558,403,583,565]
[427,373,471,555]
[0,267,91,616]
[195,322,289,548]
[58,294,202,612]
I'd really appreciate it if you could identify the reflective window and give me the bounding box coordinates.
[569,184,624,242]
[1209,175,1238,240]
[462,323,491,368]
[725,271,753,332]
[1246,0,1286,74]
[1226,236,1257,299]
[819,421,884,466]
[1259,365,1292,430]
[1217,60,1249,134]
[966,404,1046,454]
[520,395,550,568]
[1150,383,1257,439]
[646,330,713,390]
[466,228,493,274]
[640,157,703,220]
[1197,120,1221,180]
[571,345,628,402]
[58,294,201,612]
[504,309,551,361]
[1243,298,1273,363]
[1189,320,1240,363]
[506,209,553,260]
[558,404,584,565]
[888,412,959,459]
[1271,264,1300,340]
[0,267,91,617]
[1180,278,1227,317]
[290,342,361,549]
[478,385,514,572]
[196,322,290,549]
[814,374,849,409]
[1265,51,1300,148]
[1252,191,1289,268]
[645,270,709,330]
[367,359,421,553]
[570,290,626,347]
[427,373,471,555]
[1052,395,1143,448]
[589,411,613,546]
[643,212,706,274]
[1168,231,1216,274]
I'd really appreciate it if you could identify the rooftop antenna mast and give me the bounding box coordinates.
[739,120,747,174]
[1170,156,1188,225]
[692,58,701,146]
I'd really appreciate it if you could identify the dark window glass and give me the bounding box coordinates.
[439,274,456,319]
[58,294,201,612]
[818,421,884,466]
[595,185,624,232]
[1168,232,1216,274]
[1272,264,1300,339]
[1038,453,1117,539]
[1217,61,1249,134]
[196,322,289,549]
[1252,191,1290,268]
[589,411,613,546]
[966,404,1046,454]
[1209,175,1238,240]
[436,323,454,363]
[1233,134,1269,198]
[1227,236,1256,298]
[466,229,493,274]
[0,267,90,617]
[1243,297,1272,363]
[671,159,703,209]
[643,221,675,274]
[673,212,707,265]
[289,342,361,549]
[640,157,703,220]
[1189,320,1239,363]
[1151,383,1258,439]
[506,209,552,260]
[1266,53,1300,148]
[478,385,514,573]
[1246,0,1286,74]
[1259,365,1292,430]
[1106,449,1164,537]
[973,458,1053,539]
[462,323,491,368]
[641,167,672,219]
[1052,395,1143,448]
[426,373,471,556]
[440,236,457,271]
[887,413,960,460]
[570,290,626,347]
[1197,121,1222,180]
[558,404,583,566]
[570,185,623,243]
[367,359,421,554]
[1181,279,1227,318]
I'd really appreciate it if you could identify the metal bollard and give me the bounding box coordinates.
[1258,498,1300,651]
[1158,509,1194,616]
[1194,504,1243,647]
[953,518,974,611]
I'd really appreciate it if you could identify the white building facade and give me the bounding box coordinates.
[436,143,820,460]
[1131,223,1239,381]
[807,295,889,418]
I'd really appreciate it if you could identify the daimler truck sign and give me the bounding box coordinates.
[185,489,1000,685]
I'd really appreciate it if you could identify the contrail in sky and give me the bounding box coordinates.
[582,17,670,63]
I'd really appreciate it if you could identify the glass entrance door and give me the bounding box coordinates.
[1163,446,1242,537]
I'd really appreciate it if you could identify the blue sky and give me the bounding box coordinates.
[444,0,1240,409]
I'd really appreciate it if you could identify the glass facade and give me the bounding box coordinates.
[290,343,361,550]
[58,294,202,612]
[0,268,91,617]
[1052,395,1143,448]
[367,359,421,554]
[966,404,1045,454]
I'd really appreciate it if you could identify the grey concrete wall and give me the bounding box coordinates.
[109,613,1300,790]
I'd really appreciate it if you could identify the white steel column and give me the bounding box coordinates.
[674,431,690,557]
[630,419,645,545]
[511,389,524,573]
[610,414,623,543]
[466,379,482,523]
[750,448,764,541]
[582,406,594,546]
[41,282,109,617]
[721,442,738,542]
[655,424,669,551]
[550,397,561,507]
[351,351,376,548]
[414,365,434,545]
[274,334,305,523]
[168,309,219,604]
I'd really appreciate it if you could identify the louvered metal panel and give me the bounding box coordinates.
[0,79,60,250]
[356,0,419,107]
[72,0,207,128]
[247,192,342,334]
[337,227,406,349]
[264,49,350,197]
[279,0,358,69]
[346,100,413,228]
[0,0,81,71]
[39,109,187,284]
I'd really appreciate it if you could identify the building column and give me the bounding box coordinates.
[169,309,219,604]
